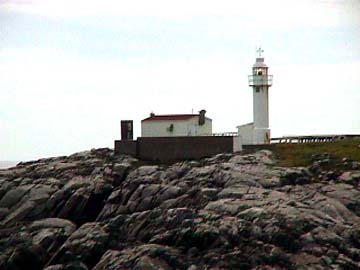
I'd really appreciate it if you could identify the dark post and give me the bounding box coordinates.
[121,120,133,140]
[198,109,206,126]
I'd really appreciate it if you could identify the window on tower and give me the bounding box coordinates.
[256,87,260,92]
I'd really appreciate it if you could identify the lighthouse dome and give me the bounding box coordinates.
[253,57,268,68]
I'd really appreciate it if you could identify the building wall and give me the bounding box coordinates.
[253,86,269,129]
[237,123,254,145]
[138,136,232,161]
[115,136,234,162]
[242,143,275,153]
[141,117,212,137]
[114,140,137,156]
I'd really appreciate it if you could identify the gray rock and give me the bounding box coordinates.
[44,262,89,270]
[28,218,77,264]
[44,265,65,270]
[338,171,360,185]
[52,222,110,268]
[93,244,183,270]
[2,200,36,225]
[29,218,76,234]
[1,148,360,270]
[112,162,131,186]
[0,207,9,220]
[205,199,250,215]
[0,185,32,209]
[279,168,310,186]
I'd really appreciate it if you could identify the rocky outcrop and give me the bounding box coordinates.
[0,148,359,269]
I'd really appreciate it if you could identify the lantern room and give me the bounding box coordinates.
[248,51,273,87]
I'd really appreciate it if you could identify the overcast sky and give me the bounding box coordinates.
[1,0,359,161]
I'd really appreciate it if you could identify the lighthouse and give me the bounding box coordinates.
[238,48,273,145]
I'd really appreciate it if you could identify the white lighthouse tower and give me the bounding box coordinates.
[249,48,273,144]
[238,48,273,145]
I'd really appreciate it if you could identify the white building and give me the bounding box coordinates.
[238,49,273,144]
[141,110,212,137]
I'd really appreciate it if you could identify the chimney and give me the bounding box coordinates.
[198,109,206,126]
[150,112,155,117]
[121,120,133,140]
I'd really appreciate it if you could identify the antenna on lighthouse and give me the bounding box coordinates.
[256,46,264,58]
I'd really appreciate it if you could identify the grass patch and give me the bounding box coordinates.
[271,139,360,167]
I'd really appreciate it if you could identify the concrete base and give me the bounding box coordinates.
[253,128,271,145]
[233,136,243,152]
[115,136,239,162]
[237,123,254,145]
[237,123,271,145]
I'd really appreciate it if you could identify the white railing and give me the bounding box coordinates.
[271,134,360,144]
[248,75,273,86]
[212,132,238,137]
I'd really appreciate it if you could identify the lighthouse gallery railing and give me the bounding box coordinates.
[248,75,273,86]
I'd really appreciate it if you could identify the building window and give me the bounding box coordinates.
[167,124,174,132]
[256,87,260,93]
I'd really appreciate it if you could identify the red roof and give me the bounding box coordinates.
[142,114,199,122]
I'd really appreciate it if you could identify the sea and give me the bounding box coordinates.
[0,161,19,169]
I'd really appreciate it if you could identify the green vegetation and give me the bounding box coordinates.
[271,139,360,167]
